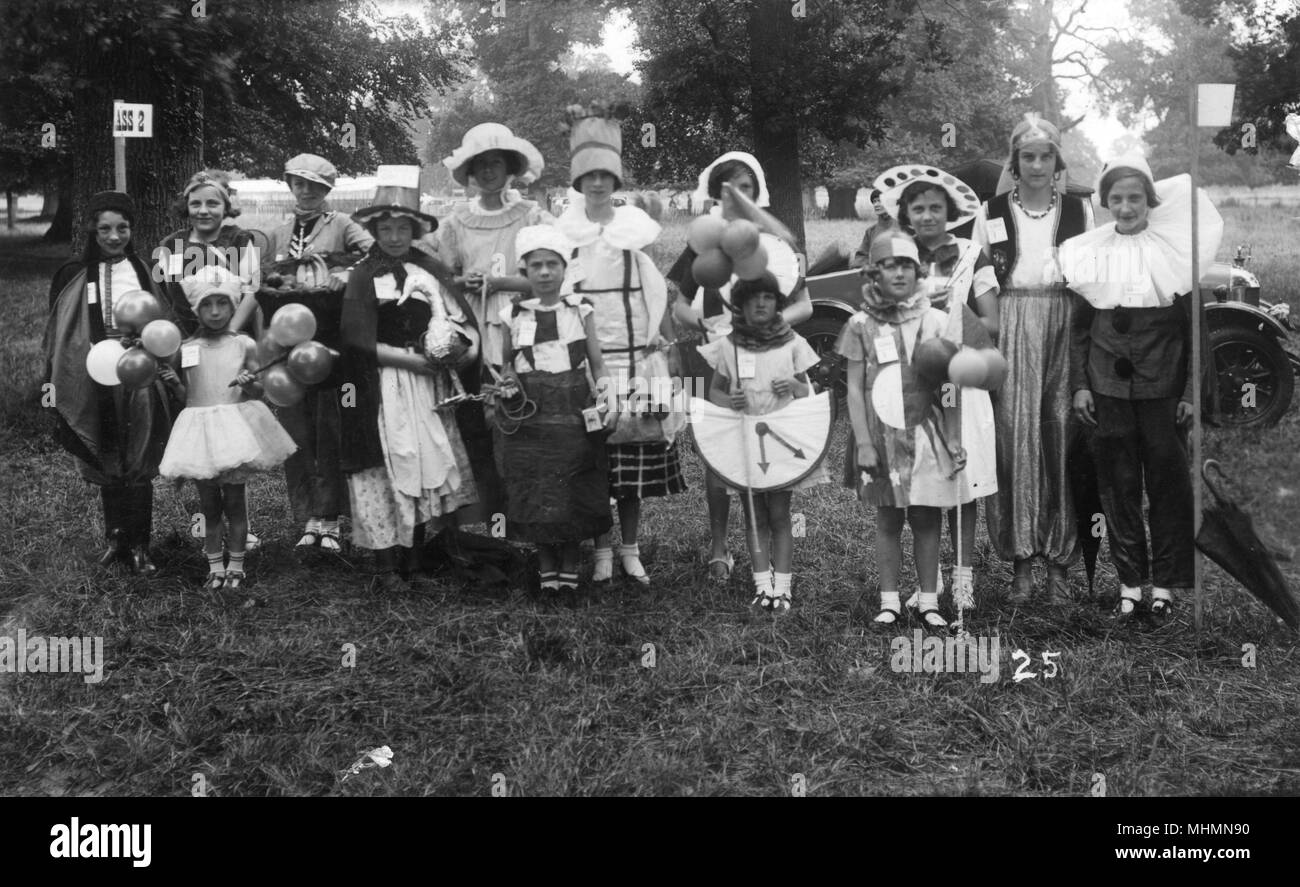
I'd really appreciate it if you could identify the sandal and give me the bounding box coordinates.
[224,570,246,591]
[295,532,321,549]
[205,572,226,591]
[768,587,792,613]
[872,607,902,627]
[618,543,650,587]
[1149,596,1174,624]
[1115,586,1142,621]
[707,553,734,583]
[319,530,342,553]
[919,609,948,631]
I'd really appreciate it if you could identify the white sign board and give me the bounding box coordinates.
[112,102,153,138]
[1197,84,1236,128]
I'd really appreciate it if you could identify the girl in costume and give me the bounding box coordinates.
[157,170,260,337]
[972,115,1093,605]
[667,151,810,582]
[554,103,684,587]
[497,225,615,590]
[837,232,965,630]
[877,165,998,610]
[43,191,174,574]
[435,124,552,526]
[158,267,297,590]
[255,153,374,552]
[338,166,480,591]
[1061,155,1220,623]
[700,271,825,610]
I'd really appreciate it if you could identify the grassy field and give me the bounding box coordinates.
[1,207,1298,797]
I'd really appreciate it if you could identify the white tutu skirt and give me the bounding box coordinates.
[160,401,298,483]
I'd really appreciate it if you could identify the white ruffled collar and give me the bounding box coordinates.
[555,203,661,251]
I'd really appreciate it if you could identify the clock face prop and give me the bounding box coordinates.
[690,392,833,493]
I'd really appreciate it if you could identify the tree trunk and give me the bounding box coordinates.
[747,0,807,253]
[69,13,204,257]
[38,182,59,220]
[826,186,858,220]
[6,191,14,230]
[43,176,73,242]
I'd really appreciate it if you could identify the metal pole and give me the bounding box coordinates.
[114,98,127,192]
[1189,85,1204,631]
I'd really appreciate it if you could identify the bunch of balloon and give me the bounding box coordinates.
[686,216,772,289]
[244,303,338,407]
[83,293,183,390]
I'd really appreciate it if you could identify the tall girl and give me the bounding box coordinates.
[877,165,997,608]
[972,115,1092,605]
[158,268,297,589]
[43,191,174,574]
[255,153,374,552]
[554,104,684,586]
[338,166,480,590]
[667,151,810,582]
[436,124,552,527]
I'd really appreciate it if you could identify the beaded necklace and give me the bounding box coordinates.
[1012,185,1057,220]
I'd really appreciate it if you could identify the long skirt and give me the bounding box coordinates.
[985,286,1081,565]
[500,368,613,543]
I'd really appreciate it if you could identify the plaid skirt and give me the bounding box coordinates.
[608,441,687,499]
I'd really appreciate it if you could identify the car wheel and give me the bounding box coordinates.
[1209,323,1295,428]
[797,316,848,420]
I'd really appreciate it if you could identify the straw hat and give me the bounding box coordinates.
[443,123,544,188]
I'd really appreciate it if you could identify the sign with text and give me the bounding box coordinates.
[112,102,153,138]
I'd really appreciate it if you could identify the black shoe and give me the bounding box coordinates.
[98,529,128,567]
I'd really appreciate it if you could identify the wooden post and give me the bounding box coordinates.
[114,97,127,192]
[5,190,14,229]
[1189,85,1204,631]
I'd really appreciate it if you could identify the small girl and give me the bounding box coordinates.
[700,271,826,611]
[158,267,298,589]
[838,233,964,630]
[497,225,615,590]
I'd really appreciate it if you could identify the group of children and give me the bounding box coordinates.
[45,108,1211,629]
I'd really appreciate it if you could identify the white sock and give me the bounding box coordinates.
[227,552,245,574]
[919,591,940,612]
[206,552,224,576]
[753,570,773,595]
[320,518,339,535]
[773,571,792,598]
[879,591,900,613]
[304,518,322,535]
[1152,586,1173,602]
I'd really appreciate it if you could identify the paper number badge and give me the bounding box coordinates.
[985,217,1009,244]
[181,343,200,368]
[874,334,899,365]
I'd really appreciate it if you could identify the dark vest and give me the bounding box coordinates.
[985,192,1088,288]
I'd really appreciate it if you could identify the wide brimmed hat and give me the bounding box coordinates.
[181,265,244,310]
[284,153,338,189]
[515,224,572,266]
[443,123,544,188]
[693,151,771,208]
[868,231,921,266]
[1095,153,1155,199]
[874,164,981,232]
[568,113,623,189]
[353,165,438,232]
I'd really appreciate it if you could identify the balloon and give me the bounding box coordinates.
[140,319,182,359]
[258,331,290,365]
[691,248,733,289]
[269,303,317,347]
[719,219,761,260]
[948,348,989,388]
[286,340,335,386]
[912,338,958,387]
[978,348,1008,390]
[686,215,727,254]
[112,292,164,334]
[116,346,159,390]
[732,244,769,281]
[262,364,307,407]
[86,339,127,386]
